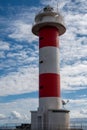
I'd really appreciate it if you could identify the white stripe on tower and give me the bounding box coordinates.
[39,47,59,74]
[39,26,62,111]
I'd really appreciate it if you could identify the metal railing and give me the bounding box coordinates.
[0,123,87,130]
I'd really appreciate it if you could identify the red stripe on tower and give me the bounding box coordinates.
[39,27,59,48]
[39,74,60,97]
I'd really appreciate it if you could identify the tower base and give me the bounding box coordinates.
[31,109,70,130]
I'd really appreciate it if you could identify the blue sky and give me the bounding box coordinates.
[0,0,87,125]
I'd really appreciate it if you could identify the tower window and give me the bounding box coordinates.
[39,60,43,64]
[39,37,44,40]
[40,86,44,89]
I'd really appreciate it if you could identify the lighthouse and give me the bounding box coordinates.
[31,5,70,130]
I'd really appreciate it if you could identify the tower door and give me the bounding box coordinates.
[38,116,43,130]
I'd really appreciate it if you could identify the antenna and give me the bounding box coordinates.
[57,0,58,13]
[62,100,69,109]
[56,0,61,13]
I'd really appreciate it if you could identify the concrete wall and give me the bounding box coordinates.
[31,111,38,130]
[31,110,45,130]
[31,109,70,130]
[48,109,70,130]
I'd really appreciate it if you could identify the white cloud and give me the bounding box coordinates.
[0,51,5,58]
[61,62,87,91]
[80,109,87,115]
[63,98,87,118]
[8,21,37,43]
[10,111,22,119]
[0,114,6,120]
[0,40,10,59]
[0,38,38,76]
[0,98,38,124]
[0,40,10,50]
[11,44,23,50]
[0,67,38,96]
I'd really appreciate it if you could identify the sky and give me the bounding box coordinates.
[0,0,87,126]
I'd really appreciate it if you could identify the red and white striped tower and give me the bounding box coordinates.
[32,5,66,111]
[31,5,70,130]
